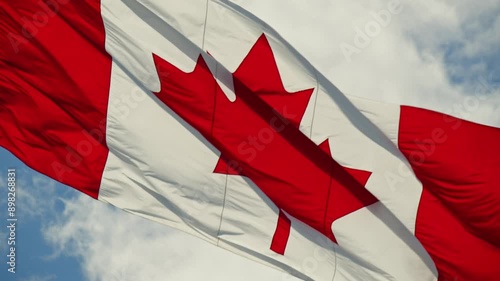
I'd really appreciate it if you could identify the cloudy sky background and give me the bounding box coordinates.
[0,0,499,280]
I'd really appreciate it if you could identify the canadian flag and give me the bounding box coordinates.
[1,1,498,281]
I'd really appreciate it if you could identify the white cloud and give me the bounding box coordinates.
[43,195,298,281]
[17,172,58,220]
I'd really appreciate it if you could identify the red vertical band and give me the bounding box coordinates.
[399,106,500,281]
[0,0,112,198]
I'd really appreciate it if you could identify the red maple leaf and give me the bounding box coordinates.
[153,34,377,253]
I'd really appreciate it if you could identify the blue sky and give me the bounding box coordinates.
[1,1,499,281]
[0,149,84,281]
